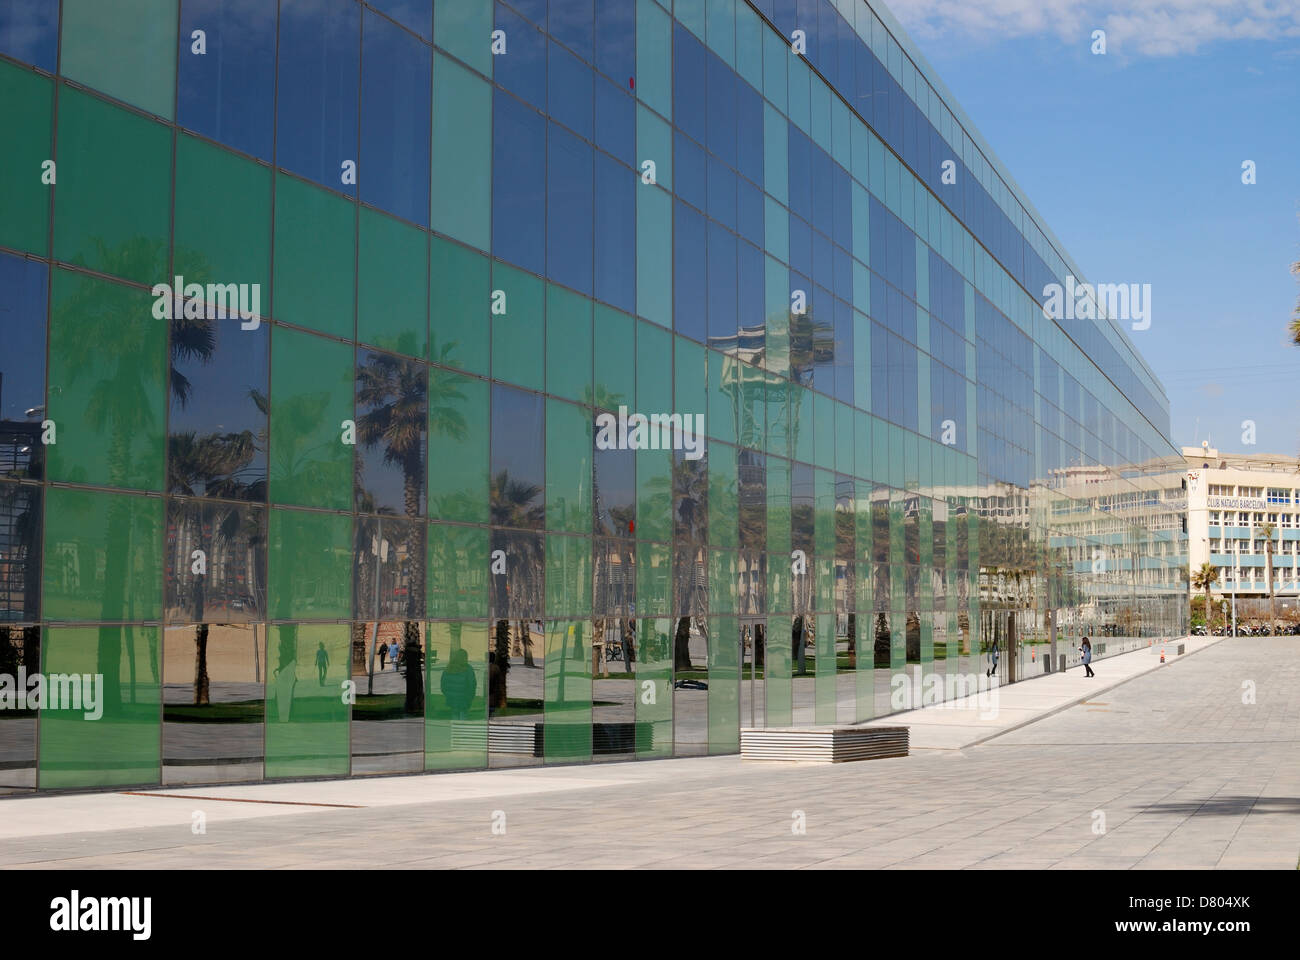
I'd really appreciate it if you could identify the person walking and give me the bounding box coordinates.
[314,641,330,687]
[389,639,400,672]
[378,638,388,671]
[1080,636,1094,677]
[986,638,999,679]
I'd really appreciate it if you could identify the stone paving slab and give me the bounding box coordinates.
[2,637,1298,870]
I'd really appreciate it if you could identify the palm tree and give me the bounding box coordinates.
[1190,561,1218,630]
[1258,522,1277,632]
[1289,244,1299,345]
[356,353,428,714]
[489,470,545,700]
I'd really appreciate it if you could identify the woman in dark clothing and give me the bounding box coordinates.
[1081,636,1094,677]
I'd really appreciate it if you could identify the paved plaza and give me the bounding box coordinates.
[2,636,1298,869]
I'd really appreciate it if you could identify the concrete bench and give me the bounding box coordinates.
[740,726,909,763]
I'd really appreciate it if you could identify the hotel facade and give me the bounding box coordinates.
[0,0,1186,791]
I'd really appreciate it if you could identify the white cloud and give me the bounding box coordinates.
[885,0,1300,56]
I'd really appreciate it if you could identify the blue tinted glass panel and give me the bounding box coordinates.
[276,0,360,194]
[0,0,56,71]
[593,0,634,86]
[673,23,705,144]
[594,149,635,314]
[674,200,707,343]
[360,10,431,225]
[736,79,763,186]
[548,0,592,62]
[705,52,736,169]
[493,90,546,275]
[178,0,276,162]
[368,0,431,38]
[547,123,594,295]
[495,3,545,111]
[0,252,47,436]
[548,40,593,140]
[674,132,706,212]
[707,220,737,343]
[594,75,634,167]
[707,155,736,231]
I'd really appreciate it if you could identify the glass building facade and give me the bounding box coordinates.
[0,0,1186,792]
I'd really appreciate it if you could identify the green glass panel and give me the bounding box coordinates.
[428,523,488,618]
[737,362,765,451]
[546,399,593,532]
[815,611,836,723]
[491,263,544,391]
[265,624,351,779]
[765,614,792,726]
[705,0,735,65]
[435,0,493,76]
[432,54,491,250]
[430,234,490,375]
[358,206,427,358]
[545,285,593,403]
[765,457,791,556]
[428,368,488,523]
[268,327,354,509]
[37,627,161,789]
[545,535,592,618]
[61,0,177,119]
[174,134,271,296]
[636,541,671,616]
[709,549,736,614]
[636,448,672,543]
[0,61,51,255]
[707,350,738,445]
[593,304,635,409]
[636,104,672,192]
[635,618,673,757]
[792,384,814,464]
[544,621,592,762]
[426,621,489,770]
[636,185,672,329]
[734,0,763,89]
[635,0,672,118]
[636,320,671,413]
[42,487,162,622]
[708,446,737,548]
[676,0,705,39]
[814,391,835,469]
[273,173,356,340]
[53,88,171,285]
[268,508,353,621]
[708,616,738,753]
[46,270,166,491]
[762,32,787,116]
[814,468,835,555]
[834,402,853,475]
[674,337,707,430]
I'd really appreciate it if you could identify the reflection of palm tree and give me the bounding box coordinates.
[490,471,544,694]
[356,353,428,714]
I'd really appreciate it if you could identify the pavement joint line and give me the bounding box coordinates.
[121,792,365,809]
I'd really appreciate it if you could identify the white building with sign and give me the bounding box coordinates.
[1184,443,1300,603]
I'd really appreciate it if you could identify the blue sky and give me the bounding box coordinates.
[886,0,1300,458]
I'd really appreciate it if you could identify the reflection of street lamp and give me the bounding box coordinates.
[365,522,390,695]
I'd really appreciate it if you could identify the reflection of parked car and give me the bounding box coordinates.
[673,679,708,690]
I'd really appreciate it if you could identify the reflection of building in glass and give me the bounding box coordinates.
[1,0,1187,792]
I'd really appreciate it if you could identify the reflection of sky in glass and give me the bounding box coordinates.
[0,254,46,422]
[168,316,268,496]
[491,384,544,524]
[594,444,634,536]
[0,2,58,72]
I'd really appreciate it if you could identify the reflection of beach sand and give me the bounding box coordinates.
[163,624,263,683]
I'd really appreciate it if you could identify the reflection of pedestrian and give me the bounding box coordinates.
[389,640,400,672]
[315,641,329,686]
[986,640,999,678]
[441,648,477,720]
[1081,636,1094,677]
[378,640,388,670]
[488,651,505,715]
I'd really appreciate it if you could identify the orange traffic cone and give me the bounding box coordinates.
[1160,647,1165,663]
[1031,646,1036,662]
